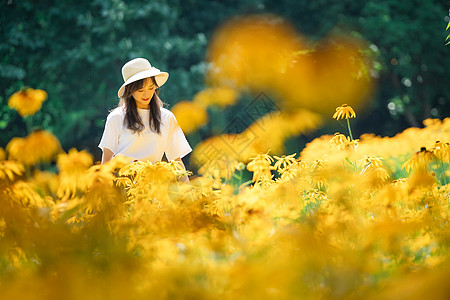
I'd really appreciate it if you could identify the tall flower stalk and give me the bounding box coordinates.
[333,104,357,171]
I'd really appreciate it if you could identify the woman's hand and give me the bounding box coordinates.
[174,157,190,183]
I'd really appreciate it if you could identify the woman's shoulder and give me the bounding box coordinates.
[107,106,125,120]
[160,106,175,119]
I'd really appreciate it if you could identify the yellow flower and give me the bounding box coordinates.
[8,88,48,117]
[191,134,244,170]
[329,132,350,150]
[57,148,93,174]
[119,160,177,185]
[31,171,59,196]
[171,101,208,134]
[0,148,5,161]
[207,15,374,113]
[311,158,326,171]
[392,178,408,186]
[423,118,441,127]
[0,160,25,181]
[240,110,322,160]
[138,161,177,184]
[402,147,435,172]
[372,167,390,181]
[312,175,327,189]
[280,159,309,181]
[6,130,62,165]
[8,181,48,208]
[360,155,384,173]
[431,141,449,162]
[197,157,238,180]
[192,87,239,108]
[100,154,131,175]
[273,153,297,173]
[247,152,275,183]
[332,104,356,120]
[308,189,328,201]
[56,148,94,199]
[6,137,26,161]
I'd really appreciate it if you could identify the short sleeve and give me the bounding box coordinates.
[98,114,119,153]
[165,112,192,161]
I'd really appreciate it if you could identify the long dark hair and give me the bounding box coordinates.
[119,77,163,134]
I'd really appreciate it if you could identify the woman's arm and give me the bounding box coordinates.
[174,157,189,183]
[101,148,114,164]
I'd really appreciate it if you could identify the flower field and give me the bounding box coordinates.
[2,14,450,298]
[1,97,449,299]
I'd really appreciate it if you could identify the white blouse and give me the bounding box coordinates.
[98,106,192,162]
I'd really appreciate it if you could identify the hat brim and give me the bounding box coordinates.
[118,69,169,98]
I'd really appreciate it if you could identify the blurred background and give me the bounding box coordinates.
[1,0,449,167]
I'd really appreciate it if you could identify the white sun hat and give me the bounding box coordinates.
[117,58,169,98]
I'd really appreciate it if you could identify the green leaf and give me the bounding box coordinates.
[239,180,253,189]
[344,157,356,168]
[448,9,450,30]
[231,173,241,180]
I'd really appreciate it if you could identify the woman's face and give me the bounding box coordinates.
[132,78,155,109]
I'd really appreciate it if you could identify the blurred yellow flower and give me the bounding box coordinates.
[247,152,275,183]
[241,110,322,159]
[193,87,239,108]
[197,157,238,181]
[360,155,384,170]
[207,15,302,92]
[423,118,441,127]
[311,158,327,171]
[274,153,297,173]
[119,160,177,185]
[0,160,25,181]
[329,132,350,150]
[31,171,59,196]
[279,159,309,181]
[0,147,6,161]
[207,15,374,113]
[392,178,408,185]
[137,161,177,184]
[6,130,62,165]
[8,88,48,117]
[171,101,208,134]
[6,137,26,161]
[403,147,435,173]
[57,148,93,174]
[431,141,449,162]
[55,149,94,200]
[333,104,356,120]
[8,181,49,208]
[191,134,243,171]
[372,167,390,181]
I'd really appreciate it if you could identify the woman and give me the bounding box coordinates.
[98,58,192,181]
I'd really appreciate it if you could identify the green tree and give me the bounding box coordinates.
[1,0,448,163]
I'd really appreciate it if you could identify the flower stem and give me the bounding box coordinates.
[346,118,357,172]
[239,168,243,186]
[346,118,354,141]
[24,116,33,134]
[439,159,447,185]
